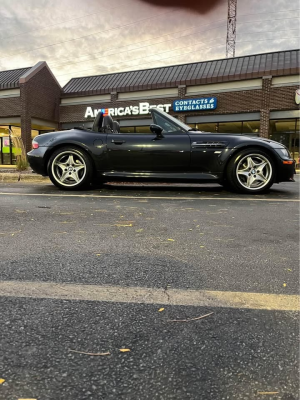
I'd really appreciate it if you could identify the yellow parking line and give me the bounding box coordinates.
[0,280,298,311]
[0,192,298,202]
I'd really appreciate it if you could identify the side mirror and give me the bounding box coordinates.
[150,124,164,138]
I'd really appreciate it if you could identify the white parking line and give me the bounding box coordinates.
[0,280,298,311]
[0,192,298,202]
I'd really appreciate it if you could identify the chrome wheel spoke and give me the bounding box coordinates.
[255,173,267,183]
[66,155,75,166]
[246,157,255,169]
[246,174,255,188]
[238,171,249,178]
[60,170,70,183]
[74,163,85,171]
[256,161,267,171]
[70,170,80,183]
[55,162,67,171]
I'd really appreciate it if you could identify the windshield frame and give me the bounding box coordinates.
[150,108,193,132]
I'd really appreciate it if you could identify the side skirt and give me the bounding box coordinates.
[99,171,221,183]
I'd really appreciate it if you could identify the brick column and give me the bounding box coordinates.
[177,85,186,123]
[20,83,32,154]
[111,92,117,106]
[260,76,272,138]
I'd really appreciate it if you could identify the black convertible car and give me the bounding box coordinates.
[28,108,294,194]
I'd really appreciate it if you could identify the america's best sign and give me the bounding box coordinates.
[85,102,172,118]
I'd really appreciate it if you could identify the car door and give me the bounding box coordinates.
[106,113,191,172]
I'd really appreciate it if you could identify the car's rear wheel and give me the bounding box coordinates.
[226,148,275,194]
[48,146,93,190]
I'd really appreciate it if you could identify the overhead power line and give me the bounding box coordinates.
[52,22,226,69]
[1,9,174,60]
[237,16,299,24]
[56,36,225,78]
[120,44,226,73]
[0,1,128,41]
[237,36,300,43]
[56,33,299,80]
[1,6,298,40]
[238,8,300,17]
[2,6,298,62]
[238,28,299,35]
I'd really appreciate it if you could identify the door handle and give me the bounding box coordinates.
[111,139,126,144]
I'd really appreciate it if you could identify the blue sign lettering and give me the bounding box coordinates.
[173,97,217,112]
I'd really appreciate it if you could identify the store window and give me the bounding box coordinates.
[242,121,260,134]
[270,119,300,167]
[120,126,152,134]
[0,126,12,165]
[0,126,56,165]
[0,126,24,165]
[31,130,39,139]
[135,126,151,134]
[120,127,134,133]
[189,121,260,135]
[219,122,242,134]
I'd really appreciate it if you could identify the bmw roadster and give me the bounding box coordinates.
[27,108,295,193]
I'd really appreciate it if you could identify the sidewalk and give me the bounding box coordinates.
[0,167,50,183]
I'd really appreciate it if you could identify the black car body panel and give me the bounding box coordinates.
[28,108,295,185]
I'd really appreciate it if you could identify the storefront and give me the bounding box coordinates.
[0,124,56,165]
[0,49,299,166]
[0,62,61,164]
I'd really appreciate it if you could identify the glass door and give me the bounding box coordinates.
[0,126,12,165]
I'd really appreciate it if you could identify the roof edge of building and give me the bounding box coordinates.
[19,61,62,88]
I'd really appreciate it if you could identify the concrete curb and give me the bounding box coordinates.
[0,173,50,183]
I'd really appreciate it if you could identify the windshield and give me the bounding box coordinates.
[151,108,193,132]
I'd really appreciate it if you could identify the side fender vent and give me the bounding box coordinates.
[192,141,228,148]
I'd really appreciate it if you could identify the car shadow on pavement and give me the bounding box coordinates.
[91,182,297,198]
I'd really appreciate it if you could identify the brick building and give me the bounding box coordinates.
[0,49,299,165]
[0,62,61,162]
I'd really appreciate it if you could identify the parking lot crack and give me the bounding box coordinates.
[163,285,171,304]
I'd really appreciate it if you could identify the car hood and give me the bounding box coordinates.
[188,131,286,149]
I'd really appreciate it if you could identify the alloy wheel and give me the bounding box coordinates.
[51,151,87,187]
[236,153,272,191]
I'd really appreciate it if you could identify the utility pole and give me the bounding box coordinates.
[226,0,237,58]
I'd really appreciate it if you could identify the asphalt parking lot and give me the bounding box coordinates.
[0,179,299,400]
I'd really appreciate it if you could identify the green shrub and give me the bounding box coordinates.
[10,134,29,171]
[16,156,29,171]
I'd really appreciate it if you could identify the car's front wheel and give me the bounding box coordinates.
[48,146,93,190]
[226,148,275,194]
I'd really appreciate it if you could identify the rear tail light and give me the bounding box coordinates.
[32,141,39,149]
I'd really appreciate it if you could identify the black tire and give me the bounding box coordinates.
[47,146,93,190]
[226,147,275,194]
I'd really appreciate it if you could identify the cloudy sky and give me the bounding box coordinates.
[0,0,299,86]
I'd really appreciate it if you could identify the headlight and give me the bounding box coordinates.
[275,148,291,158]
